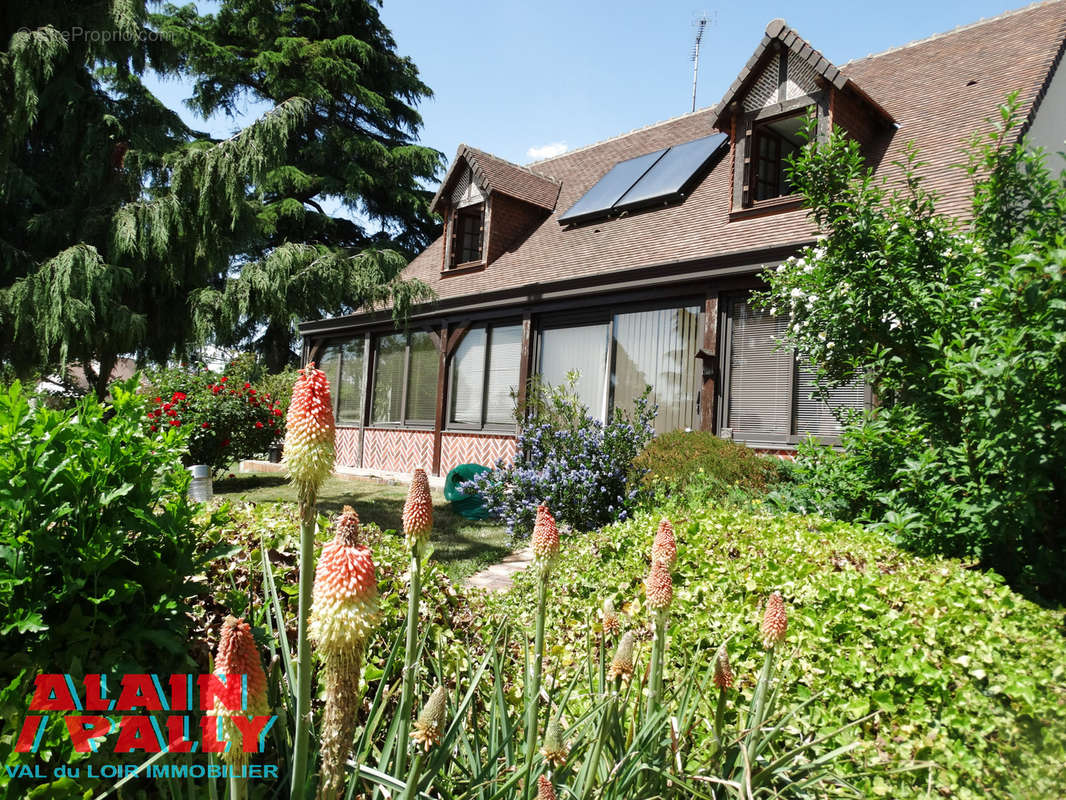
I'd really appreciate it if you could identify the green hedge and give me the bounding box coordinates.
[484,502,1066,799]
[634,429,786,498]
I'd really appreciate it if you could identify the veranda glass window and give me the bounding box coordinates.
[725,299,792,438]
[723,295,865,442]
[371,331,439,426]
[612,307,701,434]
[538,323,610,420]
[448,324,522,429]
[313,336,365,424]
[485,326,522,424]
[793,365,866,437]
[405,332,438,423]
[317,344,342,404]
[336,337,366,424]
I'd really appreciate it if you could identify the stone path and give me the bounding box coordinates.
[464,546,534,592]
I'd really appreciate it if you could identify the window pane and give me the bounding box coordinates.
[538,323,609,420]
[337,337,365,424]
[317,343,342,415]
[613,306,700,434]
[449,328,486,425]
[371,333,406,424]
[726,298,791,437]
[406,332,438,423]
[485,325,522,425]
[793,364,865,437]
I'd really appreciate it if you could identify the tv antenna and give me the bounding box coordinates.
[691,14,713,112]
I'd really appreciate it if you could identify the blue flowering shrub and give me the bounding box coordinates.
[461,375,656,538]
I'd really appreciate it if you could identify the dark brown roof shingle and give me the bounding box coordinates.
[430,145,560,213]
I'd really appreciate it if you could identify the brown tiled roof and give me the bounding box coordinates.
[312,0,1066,327]
[710,18,895,130]
[429,145,560,213]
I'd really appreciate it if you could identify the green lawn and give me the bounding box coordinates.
[213,472,511,581]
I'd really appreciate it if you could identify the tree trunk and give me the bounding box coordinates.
[94,353,117,401]
[261,321,296,373]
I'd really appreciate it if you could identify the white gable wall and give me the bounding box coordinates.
[1028,53,1066,174]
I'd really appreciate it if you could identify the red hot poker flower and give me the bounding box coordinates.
[402,469,433,550]
[283,363,336,500]
[651,518,677,569]
[209,616,269,765]
[761,591,788,649]
[531,504,559,569]
[645,560,673,612]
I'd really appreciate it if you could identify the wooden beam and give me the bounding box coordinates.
[446,321,471,356]
[516,313,532,423]
[700,293,720,432]
[307,338,324,367]
[431,322,448,477]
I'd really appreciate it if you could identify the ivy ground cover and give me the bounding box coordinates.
[483,502,1066,799]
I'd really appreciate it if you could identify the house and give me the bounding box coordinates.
[298,1,1066,477]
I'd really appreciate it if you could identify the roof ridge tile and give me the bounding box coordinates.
[524,107,718,168]
[842,0,1065,67]
[462,145,560,185]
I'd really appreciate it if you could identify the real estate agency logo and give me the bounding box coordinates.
[9,673,279,781]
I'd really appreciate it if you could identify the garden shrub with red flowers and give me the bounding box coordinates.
[143,363,285,473]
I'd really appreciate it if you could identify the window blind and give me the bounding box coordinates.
[485,325,522,425]
[726,299,791,436]
[336,337,364,423]
[793,364,865,437]
[449,328,486,425]
[405,332,438,423]
[317,344,342,412]
[539,323,609,420]
[613,307,700,433]
[371,333,405,424]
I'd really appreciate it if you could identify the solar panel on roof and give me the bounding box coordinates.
[614,133,727,210]
[557,133,728,226]
[557,148,667,224]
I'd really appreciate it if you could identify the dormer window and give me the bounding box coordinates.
[453,203,484,266]
[431,145,560,273]
[445,166,487,269]
[751,110,807,201]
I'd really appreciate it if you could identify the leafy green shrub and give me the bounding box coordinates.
[143,362,285,472]
[755,99,1066,598]
[635,429,787,500]
[486,503,1066,800]
[0,380,217,796]
[0,380,206,673]
[462,376,656,537]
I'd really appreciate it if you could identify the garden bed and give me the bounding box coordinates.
[482,501,1066,800]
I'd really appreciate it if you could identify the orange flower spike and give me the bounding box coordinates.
[335,505,360,547]
[761,591,788,649]
[284,364,335,500]
[601,598,621,637]
[607,631,636,682]
[713,643,735,690]
[213,616,269,715]
[531,504,560,571]
[309,512,380,664]
[644,560,673,612]
[402,469,433,550]
[536,775,557,800]
[651,517,677,569]
[209,616,269,764]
